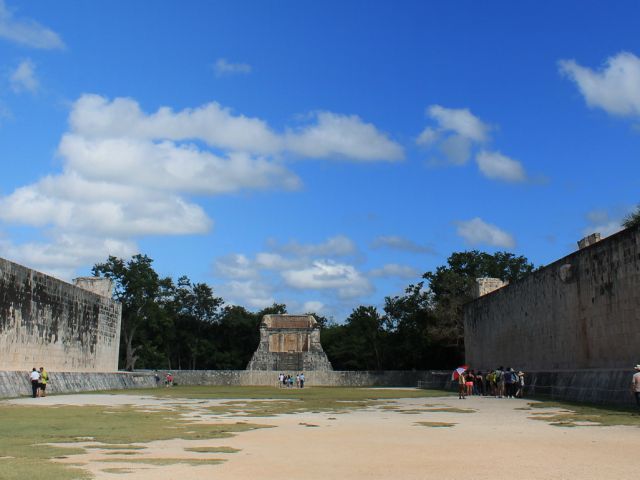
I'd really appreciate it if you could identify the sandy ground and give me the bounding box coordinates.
[7,391,639,480]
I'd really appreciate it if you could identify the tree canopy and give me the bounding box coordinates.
[93,250,534,371]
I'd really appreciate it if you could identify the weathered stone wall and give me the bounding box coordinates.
[0,369,430,398]
[464,226,640,372]
[0,258,121,372]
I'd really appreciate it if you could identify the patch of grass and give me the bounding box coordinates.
[87,444,146,450]
[415,421,456,428]
[101,385,449,401]
[184,446,240,454]
[0,403,268,480]
[101,467,136,474]
[103,451,140,455]
[527,400,640,428]
[424,407,475,413]
[100,457,224,466]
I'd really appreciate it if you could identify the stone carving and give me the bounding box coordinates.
[472,277,508,298]
[247,314,333,371]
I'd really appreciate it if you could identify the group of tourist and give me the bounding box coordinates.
[28,367,49,398]
[457,367,525,399]
[278,372,305,388]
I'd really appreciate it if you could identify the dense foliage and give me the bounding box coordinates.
[94,250,534,371]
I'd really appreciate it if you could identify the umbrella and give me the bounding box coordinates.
[452,365,468,381]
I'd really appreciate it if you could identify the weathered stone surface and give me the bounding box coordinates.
[0,257,121,372]
[464,225,640,372]
[247,314,333,371]
[473,277,508,298]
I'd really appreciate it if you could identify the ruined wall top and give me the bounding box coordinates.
[261,314,318,329]
[73,277,114,298]
[472,277,508,298]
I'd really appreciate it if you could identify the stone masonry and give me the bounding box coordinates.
[464,226,640,371]
[247,314,333,371]
[0,257,121,372]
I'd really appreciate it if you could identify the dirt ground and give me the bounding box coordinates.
[8,392,639,479]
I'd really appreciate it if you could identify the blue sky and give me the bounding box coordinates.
[1,1,639,320]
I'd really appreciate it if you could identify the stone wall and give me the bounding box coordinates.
[0,258,121,372]
[463,225,640,404]
[0,369,430,398]
[464,226,640,372]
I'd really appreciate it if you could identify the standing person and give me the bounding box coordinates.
[516,371,525,398]
[465,370,475,396]
[154,370,160,387]
[475,370,484,396]
[496,367,505,398]
[458,370,466,399]
[39,367,49,397]
[29,368,40,398]
[279,372,284,388]
[296,374,300,388]
[632,365,640,408]
[299,372,305,388]
[504,367,515,398]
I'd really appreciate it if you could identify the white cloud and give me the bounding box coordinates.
[0,232,137,281]
[214,254,258,279]
[417,105,490,165]
[0,172,212,236]
[0,94,399,279]
[475,150,527,182]
[559,52,640,117]
[9,58,38,93]
[456,217,515,248]
[282,260,373,298]
[302,300,325,314]
[584,209,624,238]
[271,235,357,257]
[426,105,490,142]
[220,280,275,309]
[213,58,252,77]
[69,94,283,154]
[371,235,434,254]
[369,263,419,279]
[0,0,64,49]
[286,112,404,161]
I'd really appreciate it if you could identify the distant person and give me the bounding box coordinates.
[475,370,484,396]
[279,372,284,387]
[29,368,40,398]
[154,370,160,387]
[166,372,174,387]
[299,372,305,388]
[39,367,49,397]
[632,365,640,407]
[458,370,466,399]
[465,370,475,396]
[515,371,525,398]
[504,367,516,398]
[496,366,505,398]
[296,374,300,388]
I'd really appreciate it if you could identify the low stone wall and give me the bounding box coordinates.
[168,370,428,387]
[0,371,154,398]
[0,369,429,398]
[3,369,633,406]
[416,369,637,406]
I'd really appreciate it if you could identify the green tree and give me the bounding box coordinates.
[622,205,640,229]
[168,276,223,370]
[322,306,385,370]
[422,250,534,362]
[92,254,173,370]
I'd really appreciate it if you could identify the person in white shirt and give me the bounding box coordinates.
[29,368,40,398]
[632,365,640,408]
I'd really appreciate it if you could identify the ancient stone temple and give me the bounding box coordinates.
[247,314,333,371]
